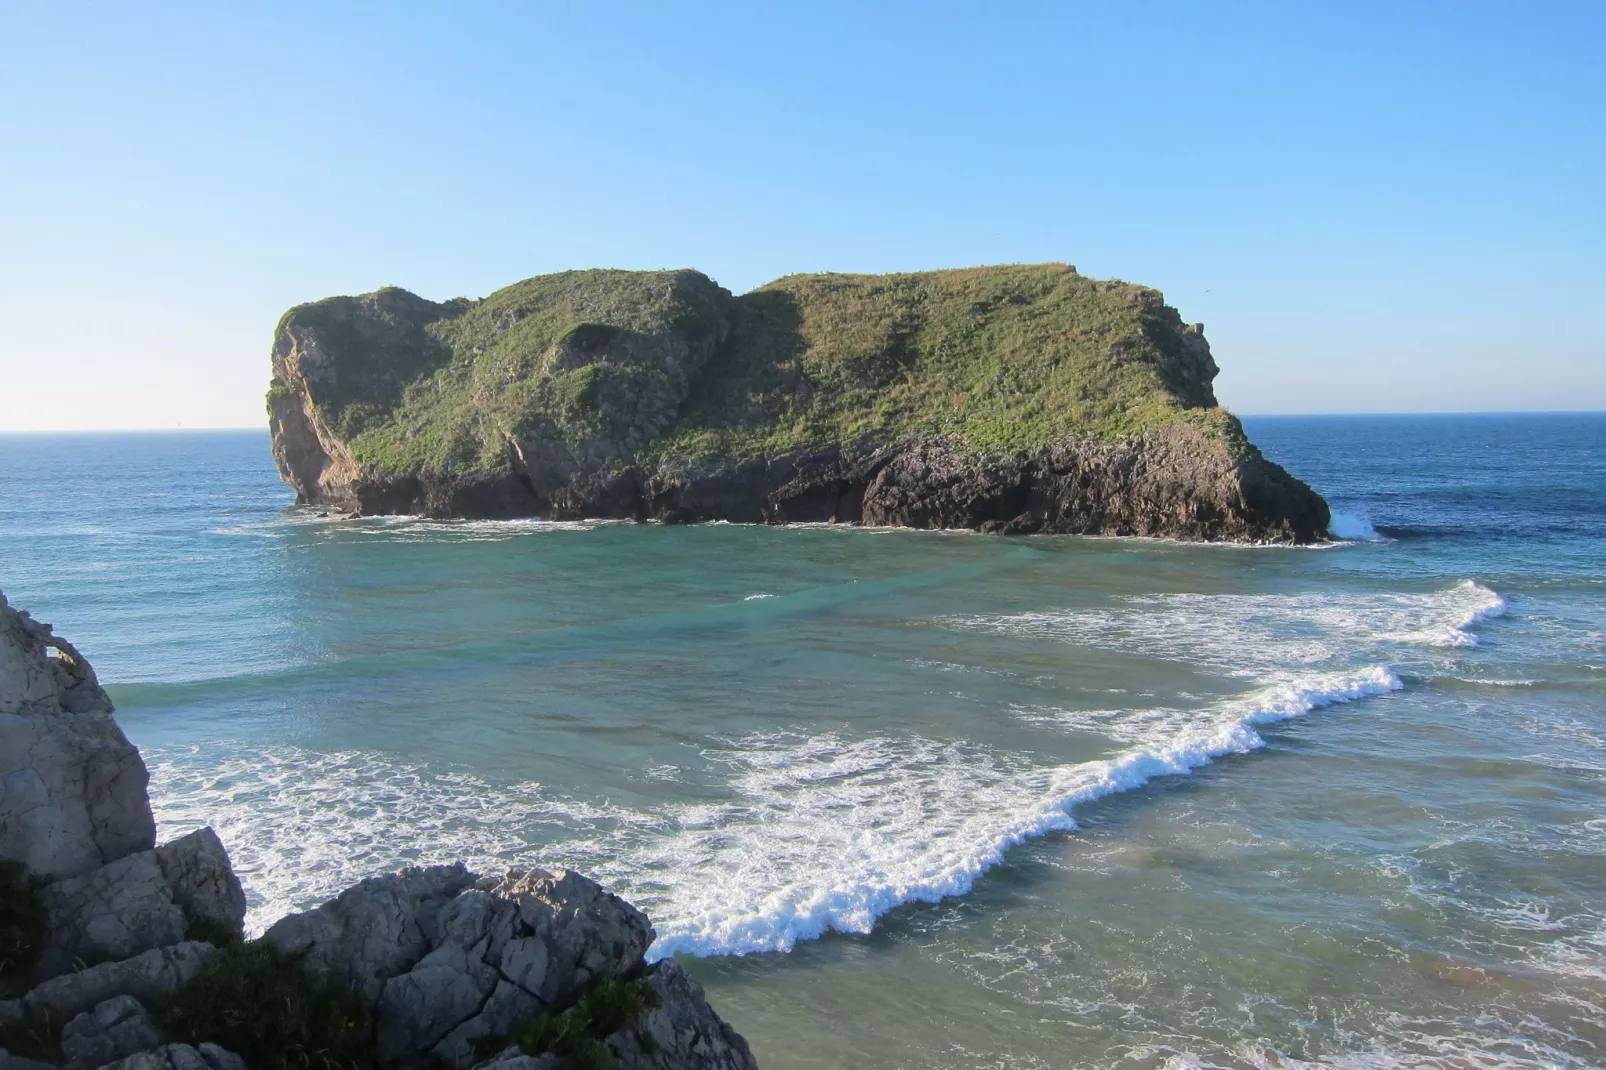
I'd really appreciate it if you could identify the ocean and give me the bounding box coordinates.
[1,413,1602,1070]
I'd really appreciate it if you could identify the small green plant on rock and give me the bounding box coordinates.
[0,860,47,983]
[494,974,662,1070]
[154,939,378,1070]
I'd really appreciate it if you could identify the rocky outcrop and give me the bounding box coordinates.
[260,865,755,1070]
[267,264,1330,543]
[0,595,154,882]
[33,830,245,982]
[0,593,757,1070]
[59,996,162,1070]
[22,943,218,1023]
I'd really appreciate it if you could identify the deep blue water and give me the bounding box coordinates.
[1,414,1602,1070]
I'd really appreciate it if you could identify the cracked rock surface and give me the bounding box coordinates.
[0,593,154,881]
[59,995,163,1070]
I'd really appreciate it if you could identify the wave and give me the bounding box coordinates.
[942,580,1506,677]
[639,665,1400,959]
[145,667,1400,959]
[1327,507,1387,542]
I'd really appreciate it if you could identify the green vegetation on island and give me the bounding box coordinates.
[269,261,1327,541]
[661,264,1230,459]
[277,263,1235,478]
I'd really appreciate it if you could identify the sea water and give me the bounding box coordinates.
[1,413,1602,1069]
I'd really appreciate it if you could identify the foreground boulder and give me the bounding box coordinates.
[22,943,218,1024]
[0,594,154,882]
[0,591,758,1070]
[34,830,245,982]
[269,264,1329,542]
[59,995,162,1070]
[263,865,755,1069]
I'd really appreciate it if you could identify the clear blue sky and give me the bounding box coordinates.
[3,1,1602,429]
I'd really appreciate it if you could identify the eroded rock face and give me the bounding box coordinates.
[0,594,155,881]
[59,995,163,1070]
[101,1043,245,1070]
[608,961,759,1070]
[264,866,658,1065]
[22,942,218,1023]
[260,863,480,1002]
[34,829,245,981]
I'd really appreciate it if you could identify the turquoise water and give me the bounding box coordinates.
[1,415,1603,1069]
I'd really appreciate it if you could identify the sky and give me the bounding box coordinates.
[2,1,1602,430]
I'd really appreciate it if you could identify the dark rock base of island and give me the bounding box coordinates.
[303,424,1327,545]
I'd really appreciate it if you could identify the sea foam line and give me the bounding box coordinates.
[145,580,1498,959]
[641,665,1401,959]
[144,667,1402,959]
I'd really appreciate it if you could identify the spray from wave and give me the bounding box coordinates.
[1328,506,1387,542]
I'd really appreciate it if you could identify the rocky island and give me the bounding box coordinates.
[0,592,757,1070]
[269,264,1329,543]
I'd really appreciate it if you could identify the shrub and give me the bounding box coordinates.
[494,975,662,1070]
[0,860,47,982]
[154,939,378,1070]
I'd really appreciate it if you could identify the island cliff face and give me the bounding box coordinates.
[269,264,1329,543]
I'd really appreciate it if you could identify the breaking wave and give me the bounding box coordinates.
[141,579,1498,961]
[146,666,1400,958]
[1328,507,1387,542]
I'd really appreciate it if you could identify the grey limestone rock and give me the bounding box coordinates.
[261,863,478,1002]
[23,941,217,1024]
[60,994,163,1070]
[606,960,759,1070]
[33,829,244,982]
[0,594,155,882]
[153,827,247,936]
[265,865,654,1065]
[100,1044,245,1070]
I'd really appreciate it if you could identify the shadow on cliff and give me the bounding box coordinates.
[674,289,808,433]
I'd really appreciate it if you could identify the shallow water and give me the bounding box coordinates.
[1,414,1602,1069]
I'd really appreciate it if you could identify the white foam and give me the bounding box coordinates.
[640,665,1399,959]
[145,666,1400,957]
[1327,507,1386,542]
[212,513,619,541]
[943,580,1506,676]
[143,746,661,934]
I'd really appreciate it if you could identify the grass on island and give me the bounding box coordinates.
[277,262,1238,479]
[291,269,729,477]
[656,263,1225,460]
